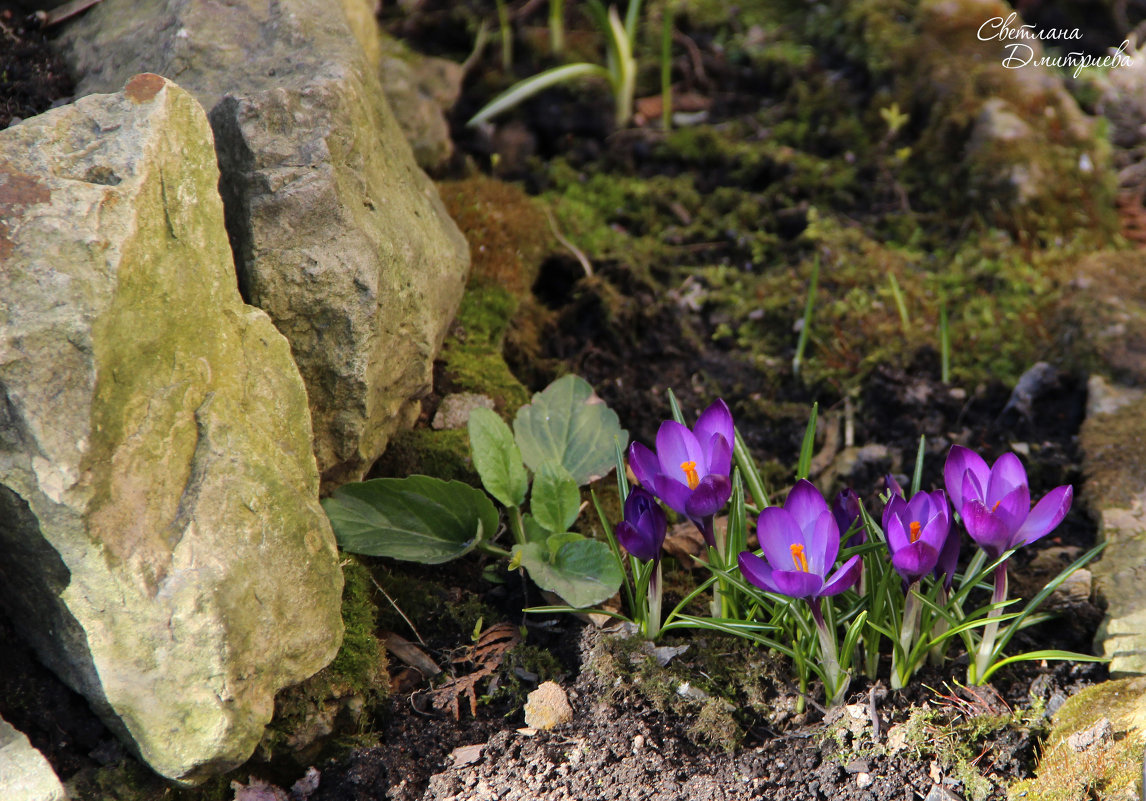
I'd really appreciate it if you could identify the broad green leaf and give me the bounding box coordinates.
[546,531,585,561]
[522,514,552,545]
[323,476,496,564]
[468,407,528,507]
[514,375,628,485]
[531,460,581,533]
[512,539,623,608]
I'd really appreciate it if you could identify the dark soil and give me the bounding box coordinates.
[0,9,73,128]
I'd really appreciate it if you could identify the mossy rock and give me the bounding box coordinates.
[1009,677,1146,801]
[1061,250,1146,385]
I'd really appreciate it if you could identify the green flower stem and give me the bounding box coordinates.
[646,561,663,640]
[549,0,565,55]
[508,506,526,546]
[974,561,1009,682]
[809,598,847,706]
[892,581,922,690]
[477,542,512,558]
[929,584,950,666]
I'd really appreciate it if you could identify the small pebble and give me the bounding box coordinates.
[523,681,573,731]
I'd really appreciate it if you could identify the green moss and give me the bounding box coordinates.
[1009,678,1146,801]
[485,644,565,709]
[371,427,479,485]
[439,284,531,413]
[327,559,387,695]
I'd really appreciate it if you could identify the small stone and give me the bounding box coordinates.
[1068,717,1114,752]
[924,784,963,801]
[523,681,573,731]
[432,393,495,430]
[0,717,68,801]
[856,773,873,788]
[885,724,909,755]
[844,759,870,774]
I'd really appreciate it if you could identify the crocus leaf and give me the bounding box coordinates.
[531,459,582,533]
[512,539,623,608]
[468,407,528,508]
[514,375,628,485]
[323,476,496,564]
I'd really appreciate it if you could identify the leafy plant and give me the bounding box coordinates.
[323,375,628,609]
[468,0,644,128]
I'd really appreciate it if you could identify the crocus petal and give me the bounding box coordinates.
[756,507,804,572]
[885,514,911,554]
[628,442,661,490]
[769,569,825,599]
[1015,485,1073,547]
[934,525,961,588]
[930,490,950,531]
[704,433,733,478]
[945,445,990,509]
[885,473,906,499]
[785,479,830,533]
[907,489,942,525]
[986,452,1029,508]
[808,510,840,576]
[616,520,659,562]
[962,499,1012,557]
[685,474,732,518]
[821,555,862,596]
[892,542,940,583]
[917,514,950,551]
[652,475,692,516]
[992,484,1030,538]
[738,552,781,594]
[961,471,985,507]
[882,493,908,533]
[654,421,704,482]
[694,399,734,457]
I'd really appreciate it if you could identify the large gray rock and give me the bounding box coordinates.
[56,0,471,489]
[0,74,343,784]
[0,717,68,801]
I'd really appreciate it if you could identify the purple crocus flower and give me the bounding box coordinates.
[628,399,734,548]
[885,475,960,589]
[738,480,862,599]
[832,488,865,548]
[943,445,1073,559]
[615,487,668,563]
[882,489,951,584]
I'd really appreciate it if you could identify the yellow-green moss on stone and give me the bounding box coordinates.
[1009,678,1146,801]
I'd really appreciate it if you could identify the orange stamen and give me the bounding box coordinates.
[909,521,922,543]
[991,500,1002,512]
[790,543,809,572]
[680,460,700,491]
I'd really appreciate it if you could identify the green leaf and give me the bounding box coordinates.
[468,407,528,507]
[323,476,496,564]
[514,375,628,485]
[512,539,623,608]
[522,514,553,545]
[546,531,585,561]
[532,460,581,532]
[467,63,612,127]
[795,402,818,480]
